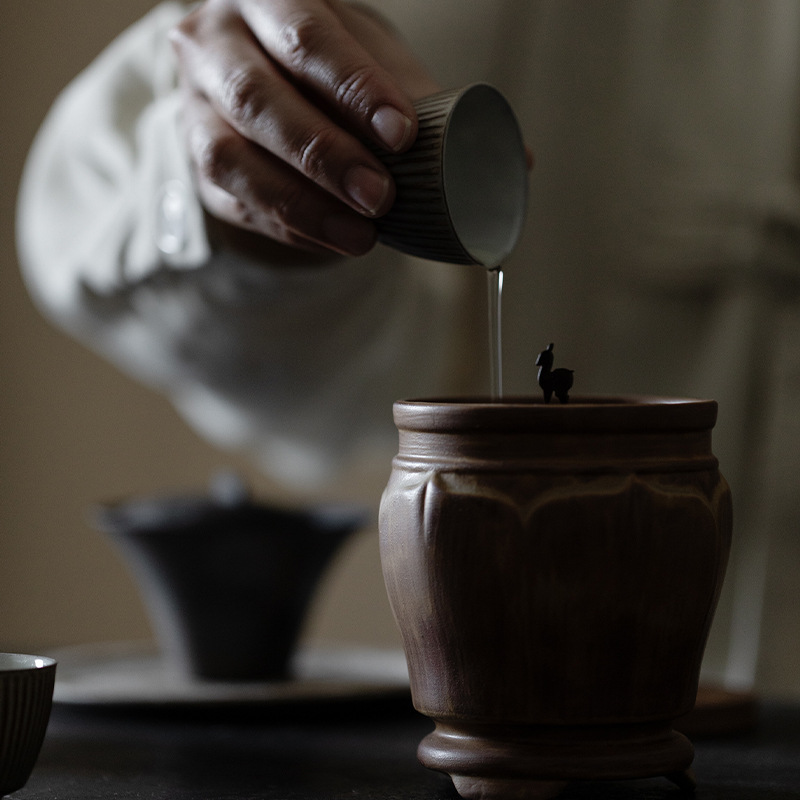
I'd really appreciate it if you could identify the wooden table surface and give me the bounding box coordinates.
[15,695,800,799]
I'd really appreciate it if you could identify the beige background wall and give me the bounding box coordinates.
[0,0,398,657]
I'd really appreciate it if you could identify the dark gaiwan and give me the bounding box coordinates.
[379,396,732,799]
[96,475,367,682]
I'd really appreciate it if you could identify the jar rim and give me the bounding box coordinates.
[393,395,718,434]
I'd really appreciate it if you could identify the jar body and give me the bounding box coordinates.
[379,397,732,797]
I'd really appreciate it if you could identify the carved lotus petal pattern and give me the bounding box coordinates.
[383,469,731,724]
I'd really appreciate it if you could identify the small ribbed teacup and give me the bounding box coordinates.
[374,83,528,267]
[0,654,56,797]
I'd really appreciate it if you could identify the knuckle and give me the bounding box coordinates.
[168,9,200,54]
[293,126,339,183]
[334,64,380,117]
[270,180,307,230]
[276,13,330,67]
[234,202,258,230]
[221,194,253,228]
[191,128,239,188]
[222,68,267,129]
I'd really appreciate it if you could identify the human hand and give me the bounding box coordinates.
[170,0,439,258]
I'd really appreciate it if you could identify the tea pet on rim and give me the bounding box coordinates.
[536,343,574,404]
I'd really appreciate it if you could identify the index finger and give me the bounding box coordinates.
[238,0,417,153]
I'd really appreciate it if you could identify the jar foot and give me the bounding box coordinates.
[665,768,697,794]
[419,720,694,799]
[450,775,567,800]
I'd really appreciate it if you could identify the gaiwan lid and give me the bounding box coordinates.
[93,472,368,537]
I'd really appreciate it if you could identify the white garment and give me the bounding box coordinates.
[17,1,800,694]
[16,1,469,486]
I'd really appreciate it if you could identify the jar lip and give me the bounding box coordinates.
[393,395,718,433]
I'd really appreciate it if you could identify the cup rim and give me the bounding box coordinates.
[0,653,57,673]
[441,83,528,267]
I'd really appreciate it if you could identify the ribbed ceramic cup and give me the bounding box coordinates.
[374,83,528,267]
[0,654,56,797]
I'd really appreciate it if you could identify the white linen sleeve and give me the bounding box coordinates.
[16,1,473,490]
[17,2,209,316]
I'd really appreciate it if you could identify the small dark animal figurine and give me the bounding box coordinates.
[536,342,574,404]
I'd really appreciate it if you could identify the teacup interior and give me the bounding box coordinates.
[443,85,528,267]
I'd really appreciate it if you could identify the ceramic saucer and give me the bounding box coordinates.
[48,641,409,708]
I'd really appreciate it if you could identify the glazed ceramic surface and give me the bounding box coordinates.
[373,84,528,266]
[96,482,366,682]
[0,654,56,797]
[379,397,732,799]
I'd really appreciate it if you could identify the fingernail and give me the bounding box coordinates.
[344,165,391,216]
[372,105,413,152]
[323,213,377,255]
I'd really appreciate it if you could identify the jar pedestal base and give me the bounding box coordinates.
[418,720,696,799]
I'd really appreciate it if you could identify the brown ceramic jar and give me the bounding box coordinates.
[379,397,732,799]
